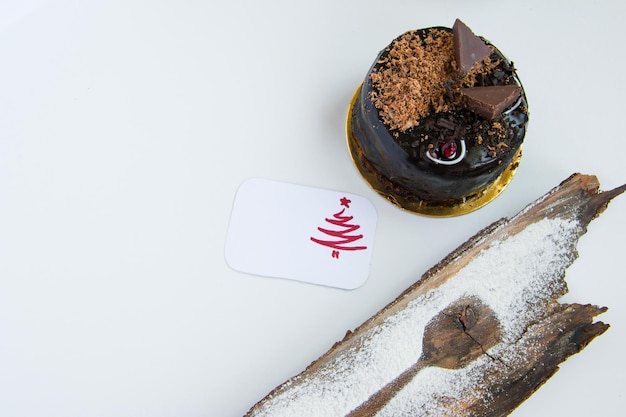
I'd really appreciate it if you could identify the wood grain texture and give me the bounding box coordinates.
[244,174,626,417]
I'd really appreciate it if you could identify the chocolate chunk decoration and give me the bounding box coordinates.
[453,18,492,77]
[461,85,522,120]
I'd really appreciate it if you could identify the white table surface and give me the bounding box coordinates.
[1,1,625,416]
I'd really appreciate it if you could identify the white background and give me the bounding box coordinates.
[1,0,624,416]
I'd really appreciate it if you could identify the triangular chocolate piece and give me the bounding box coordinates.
[461,85,522,119]
[453,19,492,77]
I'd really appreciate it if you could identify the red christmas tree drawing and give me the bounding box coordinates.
[310,197,367,259]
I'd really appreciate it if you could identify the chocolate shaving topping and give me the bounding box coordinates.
[369,30,456,132]
[453,18,492,77]
[461,85,522,120]
[370,19,524,131]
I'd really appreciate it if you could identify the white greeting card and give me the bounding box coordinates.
[225,178,377,289]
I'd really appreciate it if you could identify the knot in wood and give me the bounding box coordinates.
[458,305,477,331]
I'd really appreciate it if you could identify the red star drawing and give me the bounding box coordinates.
[340,197,351,208]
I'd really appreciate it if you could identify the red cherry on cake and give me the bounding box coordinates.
[440,142,458,160]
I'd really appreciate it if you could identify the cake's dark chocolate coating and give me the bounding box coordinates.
[350,27,529,204]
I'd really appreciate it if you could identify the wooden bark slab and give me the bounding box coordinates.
[244,173,626,417]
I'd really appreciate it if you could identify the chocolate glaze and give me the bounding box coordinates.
[350,27,529,205]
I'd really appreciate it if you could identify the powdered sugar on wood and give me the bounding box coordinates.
[247,218,580,417]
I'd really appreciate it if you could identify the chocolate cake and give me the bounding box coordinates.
[347,19,529,216]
